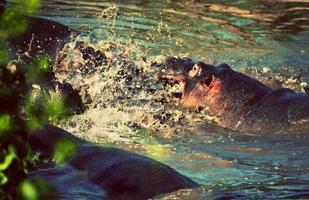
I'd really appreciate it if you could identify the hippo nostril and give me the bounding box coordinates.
[172,92,182,98]
[204,75,213,86]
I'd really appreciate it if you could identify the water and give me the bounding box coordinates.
[159,131,309,198]
[25,0,309,199]
[36,0,309,68]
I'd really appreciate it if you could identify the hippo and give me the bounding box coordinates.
[0,1,109,114]
[157,57,309,133]
[28,125,199,200]
[1,0,106,65]
[0,0,77,61]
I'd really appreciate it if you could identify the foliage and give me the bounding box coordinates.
[19,180,38,200]
[0,0,71,199]
[53,138,77,165]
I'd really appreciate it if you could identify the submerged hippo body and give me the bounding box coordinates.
[1,0,76,61]
[29,126,199,200]
[158,57,309,133]
[1,0,106,66]
[1,1,101,114]
[7,16,74,60]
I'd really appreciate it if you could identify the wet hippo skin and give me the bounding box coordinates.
[0,1,86,114]
[28,125,199,200]
[158,57,309,133]
[8,16,75,60]
[1,0,77,61]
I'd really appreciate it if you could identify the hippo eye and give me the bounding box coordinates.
[188,64,201,78]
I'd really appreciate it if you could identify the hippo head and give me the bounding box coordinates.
[157,57,273,130]
[157,57,231,109]
[157,56,196,84]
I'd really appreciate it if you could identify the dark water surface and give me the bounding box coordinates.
[21,0,309,199]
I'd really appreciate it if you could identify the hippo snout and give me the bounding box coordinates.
[156,56,195,83]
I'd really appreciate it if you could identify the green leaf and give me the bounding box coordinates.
[53,138,77,164]
[24,93,46,130]
[20,180,38,200]
[0,172,8,185]
[0,114,12,133]
[23,0,41,15]
[26,116,43,131]
[0,9,28,39]
[45,93,65,121]
[0,146,16,171]
[36,56,50,72]
[0,47,9,65]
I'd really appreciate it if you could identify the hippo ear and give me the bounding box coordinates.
[195,62,215,76]
[215,63,231,75]
[216,63,231,70]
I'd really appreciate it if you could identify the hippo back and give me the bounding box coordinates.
[8,17,75,61]
[206,64,272,130]
[69,146,199,200]
[242,88,309,132]
[29,126,199,199]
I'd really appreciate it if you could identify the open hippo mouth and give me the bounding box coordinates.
[157,57,195,84]
[157,57,216,97]
[156,57,232,109]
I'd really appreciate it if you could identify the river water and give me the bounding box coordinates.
[26,0,309,199]
[38,0,309,68]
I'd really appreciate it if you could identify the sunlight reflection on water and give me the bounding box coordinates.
[33,0,309,68]
[19,0,309,198]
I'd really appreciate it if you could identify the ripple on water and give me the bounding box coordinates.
[18,0,309,198]
[34,0,309,67]
[30,165,106,199]
[53,37,308,197]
